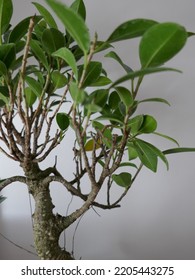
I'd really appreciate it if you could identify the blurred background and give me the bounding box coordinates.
[0,0,195,260]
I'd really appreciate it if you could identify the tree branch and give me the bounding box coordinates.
[0,176,27,192]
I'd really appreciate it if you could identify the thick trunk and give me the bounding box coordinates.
[27,177,74,260]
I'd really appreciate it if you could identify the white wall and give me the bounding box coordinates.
[0,0,195,259]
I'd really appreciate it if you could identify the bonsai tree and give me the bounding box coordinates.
[0,0,195,260]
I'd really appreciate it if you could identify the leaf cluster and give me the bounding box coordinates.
[0,0,193,205]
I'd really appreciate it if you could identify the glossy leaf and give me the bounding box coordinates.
[89,76,112,87]
[107,18,158,43]
[108,91,120,110]
[105,51,133,73]
[110,67,181,88]
[30,39,49,70]
[0,60,7,76]
[141,140,169,170]
[0,86,9,105]
[33,2,58,28]
[127,144,138,160]
[0,0,13,36]
[90,89,108,108]
[0,43,16,69]
[112,172,132,188]
[128,115,144,135]
[96,114,124,125]
[163,147,195,155]
[115,86,133,109]
[70,0,86,20]
[80,61,102,88]
[95,41,113,53]
[139,97,170,106]
[69,81,86,104]
[56,113,70,130]
[153,132,179,147]
[138,115,157,134]
[133,139,158,172]
[24,87,37,107]
[25,76,42,97]
[134,139,169,171]
[34,20,48,41]
[86,104,102,113]
[9,16,42,43]
[51,71,67,89]
[52,47,78,80]
[46,0,90,54]
[139,22,188,68]
[119,162,137,169]
[42,28,65,54]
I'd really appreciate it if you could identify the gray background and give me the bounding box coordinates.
[0,0,195,259]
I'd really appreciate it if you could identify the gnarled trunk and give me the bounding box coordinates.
[25,163,74,260]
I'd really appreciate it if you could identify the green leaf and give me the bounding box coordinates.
[133,139,158,172]
[128,115,144,135]
[33,2,58,28]
[108,91,120,110]
[105,51,133,73]
[70,0,86,20]
[90,89,109,108]
[51,71,67,90]
[52,47,78,80]
[115,86,133,109]
[119,162,137,169]
[69,81,86,104]
[46,0,90,54]
[138,115,157,134]
[34,20,48,41]
[80,61,102,88]
[0,43,16,69]
[24,87,37,107]
[89,76,112,87]
[153,132,179,147]
[139,22,188,68]
[0,60,7,76]
[134,139,169,171]
[138,97,171,106]
[112,172,132,188]
[110,67,181,88]
[0,0,13,37]
[25,76,42,97]
[95,41,113,53]
[86,104,102,113]
[56,113,70,130]
[96,115,124,125]
[142,140,169,170]
[0,86,9,106]
[163,147,195,155]
[107,18,158,43]
[30,39,49,70]
[127,144,138,160]
[42,28,65,54]
[8,16,42,43]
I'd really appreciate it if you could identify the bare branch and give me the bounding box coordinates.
[45,176,120,211]
[17,16,35,124]
[0,176,27,192]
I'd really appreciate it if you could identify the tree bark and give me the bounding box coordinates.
[25,164,74,260]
